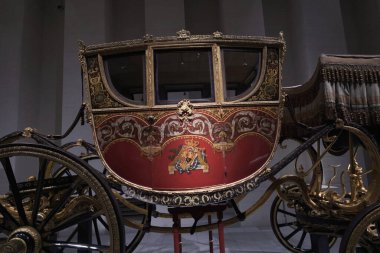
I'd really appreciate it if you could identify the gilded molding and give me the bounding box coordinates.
[78,40,87,68]
[86,57,124,109]
[83,32,284,55]
[249,48,280,101]
[121,175,260,206]
[212,44,223,103]
[146,47,154,107]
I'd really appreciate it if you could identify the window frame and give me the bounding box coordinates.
[153,47,215,105]
[102,50,148,106]
[221,47,263,102]
[97,43,267,109]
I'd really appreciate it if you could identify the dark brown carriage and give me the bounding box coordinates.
[0,31,379,253]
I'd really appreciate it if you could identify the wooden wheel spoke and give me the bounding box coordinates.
[296,231,307,249]
[32,158,47,226]
[0,157,28,225]
[97,216,109,231]
[284,226,303,240]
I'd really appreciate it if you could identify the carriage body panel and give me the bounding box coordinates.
[80,32,285,205]
[94,107,277,190]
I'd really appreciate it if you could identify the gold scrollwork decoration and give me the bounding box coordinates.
[86,57,123,109]
[249,48,279,101]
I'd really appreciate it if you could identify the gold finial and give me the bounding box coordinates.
[279,31,284,41]
[176,29,191,40]
[213,31,223,39]
[143,34,153,42]
[22,127,35,138]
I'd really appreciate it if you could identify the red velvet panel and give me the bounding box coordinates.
[103,134,272,190]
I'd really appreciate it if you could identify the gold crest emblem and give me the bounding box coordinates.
[168,139,209,174]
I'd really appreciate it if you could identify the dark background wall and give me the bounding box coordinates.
[0,0,379,227]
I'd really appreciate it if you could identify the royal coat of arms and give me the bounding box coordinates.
[168,139,209,174]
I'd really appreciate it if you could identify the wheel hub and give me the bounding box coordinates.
[0,226,41,253]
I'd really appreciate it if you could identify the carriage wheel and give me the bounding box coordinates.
[58,140,148,252]
[270,138,334,253]
[339,204,380,253]
[0,143,125,252]
[270,192,336,253]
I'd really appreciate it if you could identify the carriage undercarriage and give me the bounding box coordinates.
[0,32,379,253]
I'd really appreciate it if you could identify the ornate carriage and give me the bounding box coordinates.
[0,31,379,253]
[80,30,284,207]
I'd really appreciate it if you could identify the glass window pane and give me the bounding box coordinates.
[222,48,261,101]
[105,52,145,104]
[155,48,214,104]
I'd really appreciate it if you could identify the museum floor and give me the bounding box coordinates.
[131,226,341,253]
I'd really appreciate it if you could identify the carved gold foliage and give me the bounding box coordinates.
[249,48,280,101]
[203,107,241,120]
[54,195,101,222]
[93,114,111,127]
[86,57,123,109]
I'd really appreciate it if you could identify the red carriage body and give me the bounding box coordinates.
[80,32,285,206]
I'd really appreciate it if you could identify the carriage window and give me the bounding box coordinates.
[154,48,214,104]
[104,52,146,104]
[222,48,261,101]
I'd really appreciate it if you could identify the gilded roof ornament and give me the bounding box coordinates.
[143,34,154,42]
[213,31,223,39]
[176,29,191,40]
